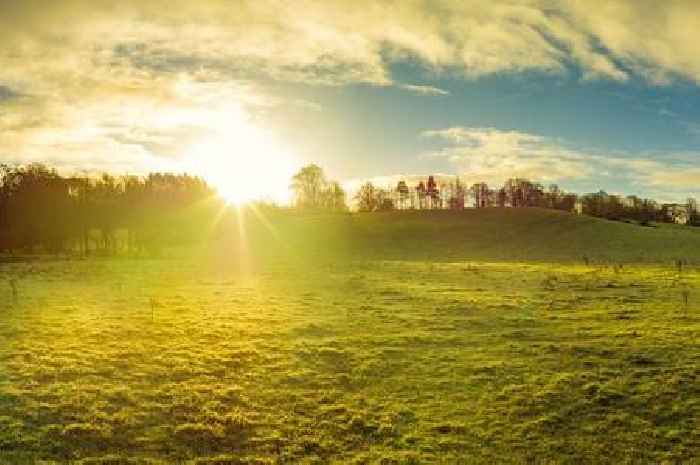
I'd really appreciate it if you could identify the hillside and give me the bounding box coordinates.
[244,207,700,264]
[2,213,698,464]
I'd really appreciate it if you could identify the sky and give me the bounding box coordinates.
[3,0,700,202]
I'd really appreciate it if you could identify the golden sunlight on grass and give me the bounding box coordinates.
[1,245,698,464]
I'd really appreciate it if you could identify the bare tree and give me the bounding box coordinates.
[355,182,379,212]
[290,164,327,209]
[471,183,490,208]
[426,176,440,209]
[396,181,409,210]
[323,181,347,211]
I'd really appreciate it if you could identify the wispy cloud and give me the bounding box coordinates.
[681,121,700,138]
[7,1,700,92]
[399,84,449,96]
[423,127,591,184]
[5,1,700,193]
[0,77,295,174]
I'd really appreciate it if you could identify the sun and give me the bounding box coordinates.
[183,106,298,205]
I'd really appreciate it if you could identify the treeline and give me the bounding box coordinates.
[0,163,348,255]
[355,176,699,225]
[2,161,697,256]
[355,177,578,212]
[0,164,222,254]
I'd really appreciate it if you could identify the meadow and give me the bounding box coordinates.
[0,209,698,464]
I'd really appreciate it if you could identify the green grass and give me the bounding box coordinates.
[247,208,700,263]
[0,209,699,464]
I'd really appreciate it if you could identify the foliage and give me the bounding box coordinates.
[289,164,346,211]
[355,182,380,212]
[356,175,691,228]
[0,164,221,255]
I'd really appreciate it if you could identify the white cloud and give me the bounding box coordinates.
[7,0,700,91]
[422,127,591,184]
[6,1,700,181]
[422,126,700,199]
[399,84,450,96]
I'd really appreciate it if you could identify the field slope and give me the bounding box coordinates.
[0,209,698,464]
[249,207,700,263]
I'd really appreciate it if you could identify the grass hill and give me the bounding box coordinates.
[1,207,698,464]
[246,207,700,264]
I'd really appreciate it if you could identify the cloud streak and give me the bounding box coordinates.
[399,84,450,96]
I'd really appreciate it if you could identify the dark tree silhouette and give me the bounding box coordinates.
[0,164,219,255]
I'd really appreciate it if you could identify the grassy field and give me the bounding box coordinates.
[248,208,700,263]
[1,209,699,464]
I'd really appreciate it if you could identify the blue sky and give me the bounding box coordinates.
[264,67,700,200]
[3,1,700,202]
